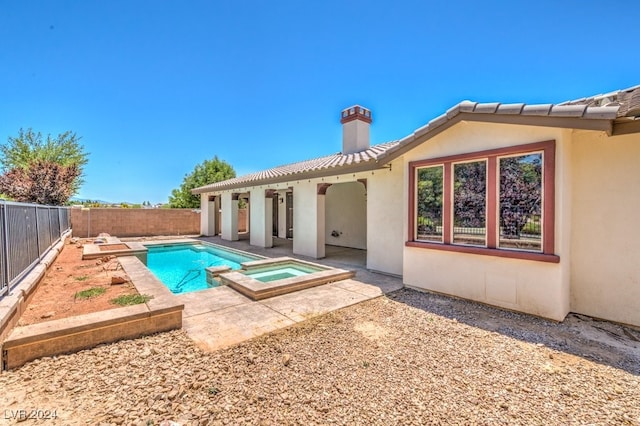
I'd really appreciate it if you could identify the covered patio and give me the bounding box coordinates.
[193,106,404,277]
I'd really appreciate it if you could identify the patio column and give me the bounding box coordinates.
[249,189,273,248]
[200,194,217,236]
[277,191,287,238]
[293,181,325,258]
[214,195,221,235]
[221,192,239,241]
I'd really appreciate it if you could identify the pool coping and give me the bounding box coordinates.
[142,239,266,260]
[82,239,148,261]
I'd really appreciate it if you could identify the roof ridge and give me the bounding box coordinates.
[558,84,640,107]
[263,140,399,170]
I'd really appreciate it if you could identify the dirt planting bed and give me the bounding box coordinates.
[17,239,141,326]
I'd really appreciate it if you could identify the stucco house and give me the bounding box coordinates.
[193,85,640,328]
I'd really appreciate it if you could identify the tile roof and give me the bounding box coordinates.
[192,141,399,193]
[193,85,638,194]
[558,85,640,118]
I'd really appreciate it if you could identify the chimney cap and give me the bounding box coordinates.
[340,105,372,124]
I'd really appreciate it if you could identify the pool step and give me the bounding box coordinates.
[205,266,232,285]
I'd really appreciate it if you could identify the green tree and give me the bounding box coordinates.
[168,156,235,208]
[416,166,443,236]
[0,128,89,201]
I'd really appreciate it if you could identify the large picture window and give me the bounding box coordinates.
[408,140,557,263]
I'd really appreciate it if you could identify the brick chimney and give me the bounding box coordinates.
[340,105,372,154]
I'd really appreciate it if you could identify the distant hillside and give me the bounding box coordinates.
[70,197,114,204]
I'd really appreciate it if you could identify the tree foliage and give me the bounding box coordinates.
[453,161,486,227]
[499,155,542,238]
[0,128,88,204]
[168,156,235,208]
[0,160,81,205]
[416,166,443,235]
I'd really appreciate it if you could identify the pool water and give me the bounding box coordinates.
[146,243,260,294]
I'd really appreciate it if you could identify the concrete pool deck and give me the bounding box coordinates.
[157,236,404,351]
[177,278,388,351]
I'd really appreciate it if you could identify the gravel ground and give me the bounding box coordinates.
[1,289,639,425]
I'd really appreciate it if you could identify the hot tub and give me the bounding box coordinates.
[219,257,355,300]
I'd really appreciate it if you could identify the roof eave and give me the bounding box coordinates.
[612,118,640,136]
[191,160,390,194]
[375,112,615,165]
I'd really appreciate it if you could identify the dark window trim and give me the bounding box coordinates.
[407,140,558,263]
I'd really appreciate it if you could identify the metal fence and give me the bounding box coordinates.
[0,200,70,297]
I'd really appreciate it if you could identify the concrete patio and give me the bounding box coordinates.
[177,236,403,351]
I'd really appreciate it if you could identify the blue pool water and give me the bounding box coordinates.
[146,243,260,294]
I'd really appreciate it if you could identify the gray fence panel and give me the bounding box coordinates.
[6,204,40,287]
[58,208,64,234]
[58,209,66,237]
[49,207,61,244]
[58,209,65,232]
[36,207,52,256]
[65,208,71,230]
[0,201,70,294]
[0,204,7,296]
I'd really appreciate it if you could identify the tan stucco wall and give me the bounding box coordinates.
[402,121,572,321]
[570,131,640,326]
[367,157,404,275]
[325,182,367,250]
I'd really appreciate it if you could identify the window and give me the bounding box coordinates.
[453,160,486,246]
[408,140,557,263]
[416,166,443,242]
[499,153,542,251]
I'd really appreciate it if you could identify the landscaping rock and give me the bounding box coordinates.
[0,290,638,425]
[111,274,129,285]
[282,353,291,366]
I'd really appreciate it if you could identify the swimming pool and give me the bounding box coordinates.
[145,243,262,294]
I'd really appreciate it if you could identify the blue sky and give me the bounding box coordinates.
[1,1,638,204]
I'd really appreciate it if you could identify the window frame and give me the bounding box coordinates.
[451,158,488,247]
[414,164,445,243]
[407,140,558,263]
